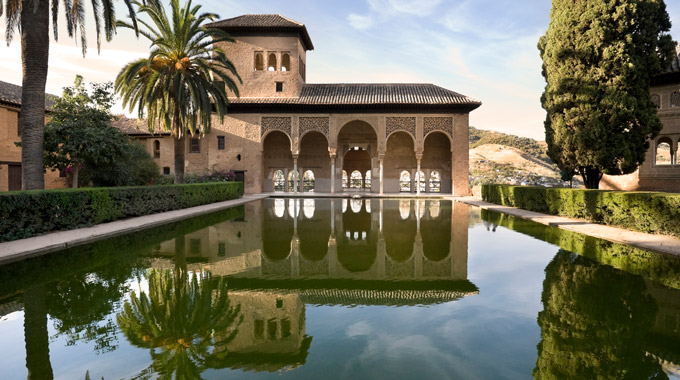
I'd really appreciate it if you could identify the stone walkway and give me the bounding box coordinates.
[456,197,680,257]
[0,194,267,265]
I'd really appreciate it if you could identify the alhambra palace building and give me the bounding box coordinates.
[1,14,679,193]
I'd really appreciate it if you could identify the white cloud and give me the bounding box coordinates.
[347,13,375,30]
[368,0,443,17]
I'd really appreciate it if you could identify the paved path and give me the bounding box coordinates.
[0,194,267,265]
[456,197,680,257]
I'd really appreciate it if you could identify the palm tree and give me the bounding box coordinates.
[115,0,240,184]
[1,0,137,190]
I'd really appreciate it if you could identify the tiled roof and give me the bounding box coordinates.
[0,80,57,110]
[229,83,481,112]
[111,116,171,136]
[206,14,314,51]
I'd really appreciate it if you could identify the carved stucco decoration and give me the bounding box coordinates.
[261,117,292,138]
[423,117,453,138]
[386,117,416,138]
[299,117,330,139]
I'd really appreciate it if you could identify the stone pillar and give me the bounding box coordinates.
[452,114,471,196]
[451,201,468,280]
[291,235,300,278]
[293,156,298,195]
[330,152,336,194]
[379,154,385,195]
[377,232,386,279]
[416,153,422,196]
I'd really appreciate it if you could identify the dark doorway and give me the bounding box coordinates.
[8,164,21,191]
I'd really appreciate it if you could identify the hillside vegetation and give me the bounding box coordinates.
[468,127,579,187]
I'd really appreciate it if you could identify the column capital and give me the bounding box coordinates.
[415,152,423,161]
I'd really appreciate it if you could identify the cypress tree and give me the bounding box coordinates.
[539,0,675,189]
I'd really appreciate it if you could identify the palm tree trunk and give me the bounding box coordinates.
[24,285,54,380]
[20,0,50,190]
[173,106,185,184]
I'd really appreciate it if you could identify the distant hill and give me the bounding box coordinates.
[468,127,581,187]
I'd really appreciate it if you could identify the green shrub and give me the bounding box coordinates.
[184,170,235,184]
[0,182,243,242]
[482,184,680,238]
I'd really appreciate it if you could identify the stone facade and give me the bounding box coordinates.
[0,97,67,191]
[130,15,481,196]
[602,78,680,192]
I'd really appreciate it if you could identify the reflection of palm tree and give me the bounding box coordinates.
[117,270,241,379]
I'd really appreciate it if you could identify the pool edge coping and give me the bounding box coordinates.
[455,196,680,257]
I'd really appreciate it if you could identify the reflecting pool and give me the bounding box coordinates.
[0,199,679,379]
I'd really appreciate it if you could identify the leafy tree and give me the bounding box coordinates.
[1,0,137,190]
[80,141,160,187]
[538,0,675,188]
[115,0,241,184]
[43,76,130,188]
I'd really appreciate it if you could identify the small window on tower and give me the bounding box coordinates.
[217,136,225,150]
[281,53,290,71]
[254,52,264,71]
[153,140,161,158]
[276,82,283,92]
[163,167,171,175]
[268,53,277,71]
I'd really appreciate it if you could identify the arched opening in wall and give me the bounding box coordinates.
[342,170,348,189]
[429,171,441,193]
[365,170,371,189]
[263,131,293,192]
[656,139,673,165]
[672,91,680,108]
[254,52,264,71]
[338,120,377,192]
[281,53,291,72]
[273,170,285,192]
[350,170,363,189]
[399,171,411,192]
[338,201,376,272]
[299,131,330,192]
[303,170,315,192]
[385,131,416,193]
[153,140,161,158]
[268,53,277,71]
[288,170,300,191]
[421,201,451,261]
[263,199,294,261]
[415,171,426,192]
[384,199,416,262]
[422,132,452,193]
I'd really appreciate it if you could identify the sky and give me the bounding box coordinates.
[1,0,680,140]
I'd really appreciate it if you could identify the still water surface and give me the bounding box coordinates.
[0,198,679,379]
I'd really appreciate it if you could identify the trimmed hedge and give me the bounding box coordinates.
[0,182,243,242]
[482,184,680,239]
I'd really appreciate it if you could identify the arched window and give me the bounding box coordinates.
[365,170,371,189]
[268,53,277,71]
[281,53,290,72]
[254,52,264,71]
[399,200,411,220]
[652,94,661,109]
[350,199,362,213]
[415,171,426,192]
[288,170,299,191]
[342,170,348,189]
[303,170,315,192]
[429,170,441,193]
[350,170,363,189]
[153,140,161,159]
[303,199,315,219]
[399,170,411,192]
[671,91,680,108]
[274,199,285,218]
[288,199,300,218]
[656,139,672,165]
[273,170,285,192]
[429,200,440,218]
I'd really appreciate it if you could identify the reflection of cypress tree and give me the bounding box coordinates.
[24,284,54,380]
[117,270,241,379]
[534,250,666,379]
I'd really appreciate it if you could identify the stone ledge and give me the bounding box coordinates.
[0,194,267,266]
[456,197,680,257]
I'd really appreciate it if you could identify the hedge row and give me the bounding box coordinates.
[0,182,243,242]
[482,184,680,239]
